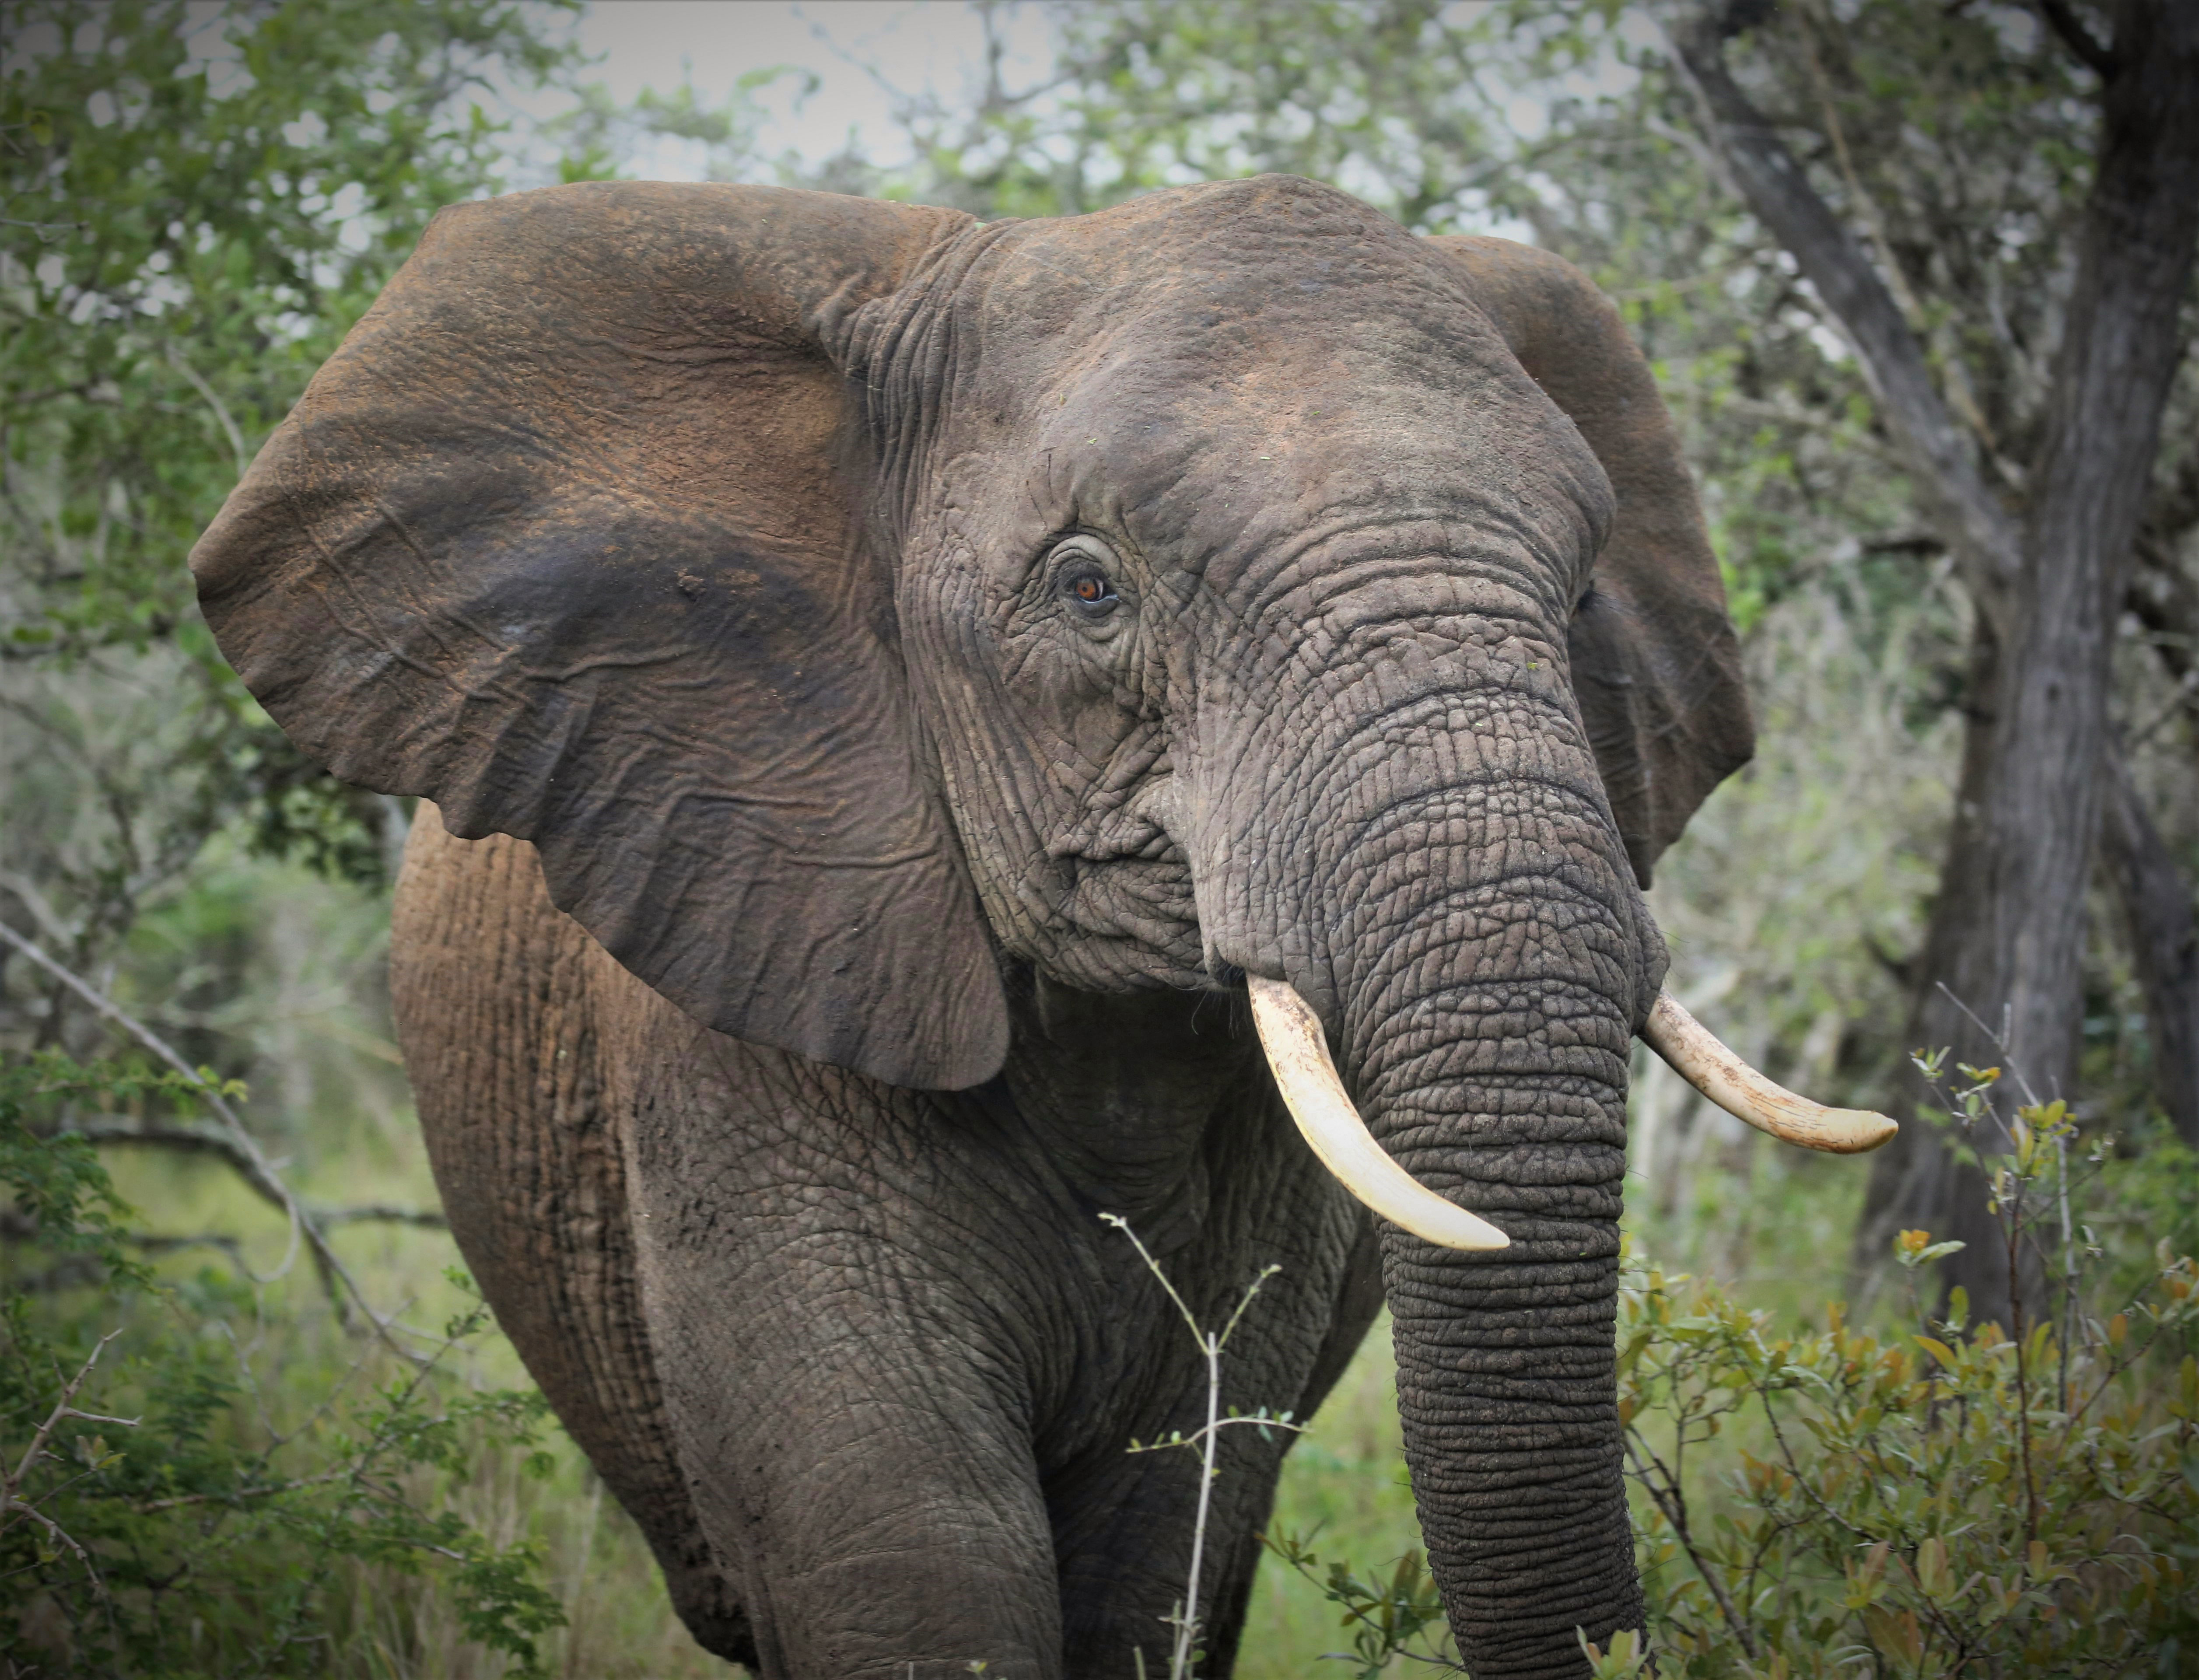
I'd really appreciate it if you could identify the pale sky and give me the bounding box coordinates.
[539,1,1639,234]
[552,1,1063,180]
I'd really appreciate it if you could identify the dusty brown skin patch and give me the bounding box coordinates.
[193,178,1749,1679]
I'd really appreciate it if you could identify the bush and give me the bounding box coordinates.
[1616,1249,2197,1678]
[1615,1061,2199,1680]
[1,1052,564,1678]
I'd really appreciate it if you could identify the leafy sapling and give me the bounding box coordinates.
[1101,1212,1302,1680]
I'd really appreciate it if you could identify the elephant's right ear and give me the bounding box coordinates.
[1426,235,1754,887]
[191,182,1009,1090]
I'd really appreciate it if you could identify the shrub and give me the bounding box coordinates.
[1,1052,564,1677]
[1263,1057,2199,1680]
[1617,1059,2199,1680]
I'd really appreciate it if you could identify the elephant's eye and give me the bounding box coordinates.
[1061,567,1120,620]
[1045,534,1129,634]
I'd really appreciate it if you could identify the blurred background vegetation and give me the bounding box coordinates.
[4,1,2194,1673]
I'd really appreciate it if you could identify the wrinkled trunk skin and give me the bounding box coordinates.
[1347,801,1646,1679]
[1194,582,1658,1678]
[1359,920,1642,1679]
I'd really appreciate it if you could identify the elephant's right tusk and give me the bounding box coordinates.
[1246,976,1510,1251]
[1641,988,1898,1154]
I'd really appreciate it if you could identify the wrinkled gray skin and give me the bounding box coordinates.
[191,175,1751,1679]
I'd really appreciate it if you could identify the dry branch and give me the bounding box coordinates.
[0,920,428,1355]
[1657,0,2024,620]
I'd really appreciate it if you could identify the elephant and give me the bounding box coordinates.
[189,175,1892,1679]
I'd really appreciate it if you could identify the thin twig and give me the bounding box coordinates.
[1932,984,2044,1109]
[0,868,75,947]
[0,921,419,1358]
[4,1333,130,1506]
[1102,1214,1288,1680]
[1624,1423,1759,1660]
[0,1332,134,1593]
[2034,0,2118,77]
[134,1470,350,1514]
[165,345,249,479]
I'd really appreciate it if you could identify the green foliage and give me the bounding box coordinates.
[0,1056,156,1288]
[1257,1530,1450,1677]
[1,1052,565,1675]
[1616,1051,2199,1680]
[1618,1250,2198,1678]
[1253,1046,2199,1676]
[2,0,573,654]
[0,0,581,982]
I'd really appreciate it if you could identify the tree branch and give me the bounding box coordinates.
[0,921,421,1356]
[2036,0,2118,78]
[0,1332,130,1591]
[64,1117,288,1193]
[2022,0,2199,647]
[312,1203,446,1229]
[1656,2,2024,623]
[133,1469,349,1515]
[51,1121,448,1230]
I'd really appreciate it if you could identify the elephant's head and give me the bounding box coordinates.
[191,178,1886,1676]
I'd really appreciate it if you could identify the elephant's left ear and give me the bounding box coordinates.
[1425,235,1754,887]
[192,182,1010,1090]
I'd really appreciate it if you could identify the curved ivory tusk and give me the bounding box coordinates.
[1641,988,1898,1154]
[1246,976,1509,1251]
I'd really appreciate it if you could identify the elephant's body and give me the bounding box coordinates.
[196,174,1765,1677]
[394,814,1382,1672]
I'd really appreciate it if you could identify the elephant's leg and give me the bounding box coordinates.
[618,1041,1066,1679]
[1045,1420,1289,1679]
[1043,1129,1382,1678]
[390,816,753,1663]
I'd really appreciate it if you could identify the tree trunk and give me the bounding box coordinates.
[1851,618,2036,1322]
[2101,747,2199,1146]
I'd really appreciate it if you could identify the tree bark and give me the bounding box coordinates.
[1665,0,2199,1320]
[2101,747,2199,1146]
[1850,617,2038,1322]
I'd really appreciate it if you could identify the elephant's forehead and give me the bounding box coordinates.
[963,176,1495,384]
[951,183,1557,491]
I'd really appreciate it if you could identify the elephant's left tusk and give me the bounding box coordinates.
[1246,976,1510,1251]
[1640,988,1898,1154]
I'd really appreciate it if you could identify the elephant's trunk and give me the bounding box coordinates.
[1192,604,1656,1676]
[1338,824,1643,1679]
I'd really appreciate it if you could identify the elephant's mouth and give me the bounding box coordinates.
[1028,849,1203,990]
[1028,773,1208,989]
[1247,976,1898,1249]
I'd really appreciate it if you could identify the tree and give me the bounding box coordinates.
[0,9,638,1662]
[1652,0,2199,1313]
